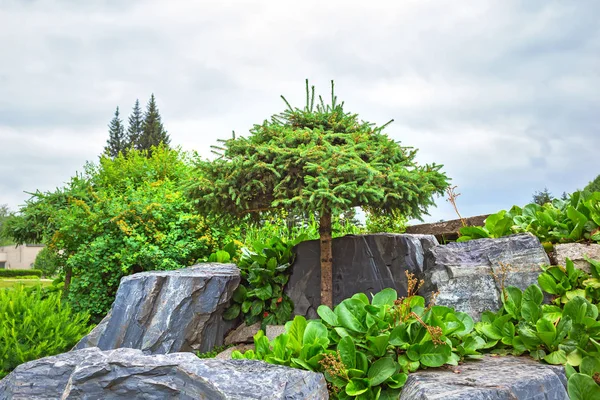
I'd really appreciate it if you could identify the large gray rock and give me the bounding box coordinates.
[421,233,549,320]
[554,243,600,273]
[0,347,328,399]
[286,234,438,318]
[399,355,567,400]
[76,263,240,354]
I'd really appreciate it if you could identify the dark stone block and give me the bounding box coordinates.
[285,233,438,318]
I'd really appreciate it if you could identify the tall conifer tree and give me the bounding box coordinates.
[139,94,170,153]
[104,107,126,158]
[126,99,144,150]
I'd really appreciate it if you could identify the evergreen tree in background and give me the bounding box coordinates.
[104,107,126,158]
[138,94,170,153]
[126,99,144,150]
[532,187,554,205]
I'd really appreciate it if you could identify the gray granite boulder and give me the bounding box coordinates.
[75,263,240,354]
[554,243,600,273]
[399,355,567,400]
[286,233,438,318]
[420,233,549,320]
[0,347,328,399]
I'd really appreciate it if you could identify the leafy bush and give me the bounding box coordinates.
[233,272,487,399]
[33,246,61,277]
[0,269,42,278]
[0,286,91,378]
[459,191,600,245]
[223,236,304,327]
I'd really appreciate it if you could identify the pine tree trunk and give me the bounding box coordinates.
[319,210,333,308]
[63,266,72,296]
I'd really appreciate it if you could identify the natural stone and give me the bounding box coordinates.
[286,233,438,318]
[75,263,240,354]
[224,322,261,345]
[0,347,328,399]
[215,344,254,360]
[266,325,286,341]
[399,355,567,400]
[420,233,549,320]
[405,214,490,243]
[554,243,600,273]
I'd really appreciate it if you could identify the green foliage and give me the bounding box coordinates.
[0,269,42,278]
[585,175,600,194]
[0,204,13,246]
[196,343,235,359]
[6,147,217,321]
[223,236,302,326]
[33,247,61,277]
[364,209,407,234]
[126,99,144,150]
[459,191,600,244]
[190,80,448,223]
[232,283,485,399]
[0,286,91,378]
[104,106,127,158]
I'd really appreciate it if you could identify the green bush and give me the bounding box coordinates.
[0,269,42,278]
[33,247,61,277]
[0,286,91,378]
[233,273,487,399]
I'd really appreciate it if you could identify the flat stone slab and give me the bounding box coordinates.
[75,263,240,354]
[421,233,550,320]
[399,355,568,400]
[0,347,328,399]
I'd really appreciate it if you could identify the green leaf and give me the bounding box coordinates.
[502,286,522,319]
[543,350,567,365]
[303,321,328,346]
[253,283,273,301]
[250,300,263,317]
[580,356,600,377]
[368,357,399,386]
[335,299,367,333]
[367,333,390,357]
[568,373,600,400]
[317,305,339,326]
[371,288,397,307]
[536,318,557,349]
[337,336,356,369]
[287,315,307,353]
[418,342,451,367]
[538,273,559,295]
[346,378,369,396]
[523,284,544,305]
[232,285,247,303]
[385,373,408,389]
[222,303,240,320]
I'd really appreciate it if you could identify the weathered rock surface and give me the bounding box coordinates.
[224,322,261,345]
[0,347,328,399]
[399,355,567,400]
[420,234,549,320]
[286,233,438,318]
[405,215,490,243]
[266,325,286,341]
[554,243,600,273]
[76,263,240,354]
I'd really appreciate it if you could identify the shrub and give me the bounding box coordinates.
[33,247,61,277]
[0,269,42,278]
[0,286,91,378]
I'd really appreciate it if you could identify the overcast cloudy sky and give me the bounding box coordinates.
[1,0,598,223]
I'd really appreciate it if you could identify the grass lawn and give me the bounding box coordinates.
[0,279,53,289]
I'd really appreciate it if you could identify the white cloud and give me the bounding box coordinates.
[0,0,598,223]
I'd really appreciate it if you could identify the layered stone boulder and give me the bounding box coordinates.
[75,263,240,354]
[286,233,438,318]
[554,243,600,273]
[420,233,549,320]
[0,347,328,399]
[399,355,567,400]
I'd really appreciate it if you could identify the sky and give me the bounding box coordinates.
[0,0,599,223]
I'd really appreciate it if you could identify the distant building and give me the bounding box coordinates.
[0,244,44,270]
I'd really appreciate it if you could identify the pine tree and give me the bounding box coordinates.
[138,94,170,153]
[126,99,144,150]
[189,81,449,307]
[104,107,126,158]
[532,187,554,205]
